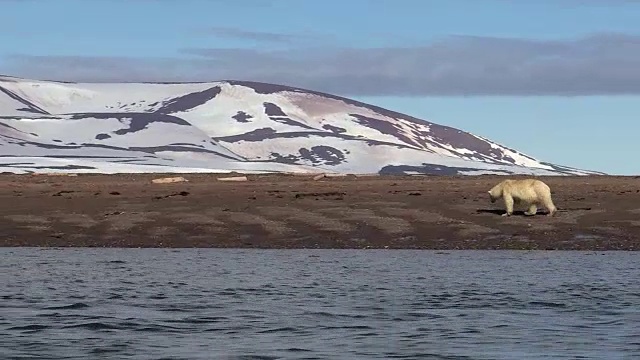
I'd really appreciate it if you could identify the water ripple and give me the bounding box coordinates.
[43,302,90,310]
[1,248,639,359]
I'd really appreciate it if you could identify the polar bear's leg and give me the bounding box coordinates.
[524,203,537,216]
[502,195,514,217]
[539,192,557,216]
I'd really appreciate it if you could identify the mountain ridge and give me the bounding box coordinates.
[0,75,603,175]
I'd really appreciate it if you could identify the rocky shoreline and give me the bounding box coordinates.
[1,173,639,250]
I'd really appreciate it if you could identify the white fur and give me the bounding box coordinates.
[488,178,557,217]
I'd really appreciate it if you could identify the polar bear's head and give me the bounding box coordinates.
[487,183,503,203]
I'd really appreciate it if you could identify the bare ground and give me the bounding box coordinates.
[1,173,639,250]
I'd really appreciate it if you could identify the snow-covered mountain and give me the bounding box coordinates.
[0,75,601,175]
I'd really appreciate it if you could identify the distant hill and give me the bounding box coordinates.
[0,75,602,175]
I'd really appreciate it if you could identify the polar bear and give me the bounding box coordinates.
[488,178,557,217]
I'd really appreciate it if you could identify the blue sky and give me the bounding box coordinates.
[1,0,639,174]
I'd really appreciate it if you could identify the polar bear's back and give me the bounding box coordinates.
[503,179,551,202]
